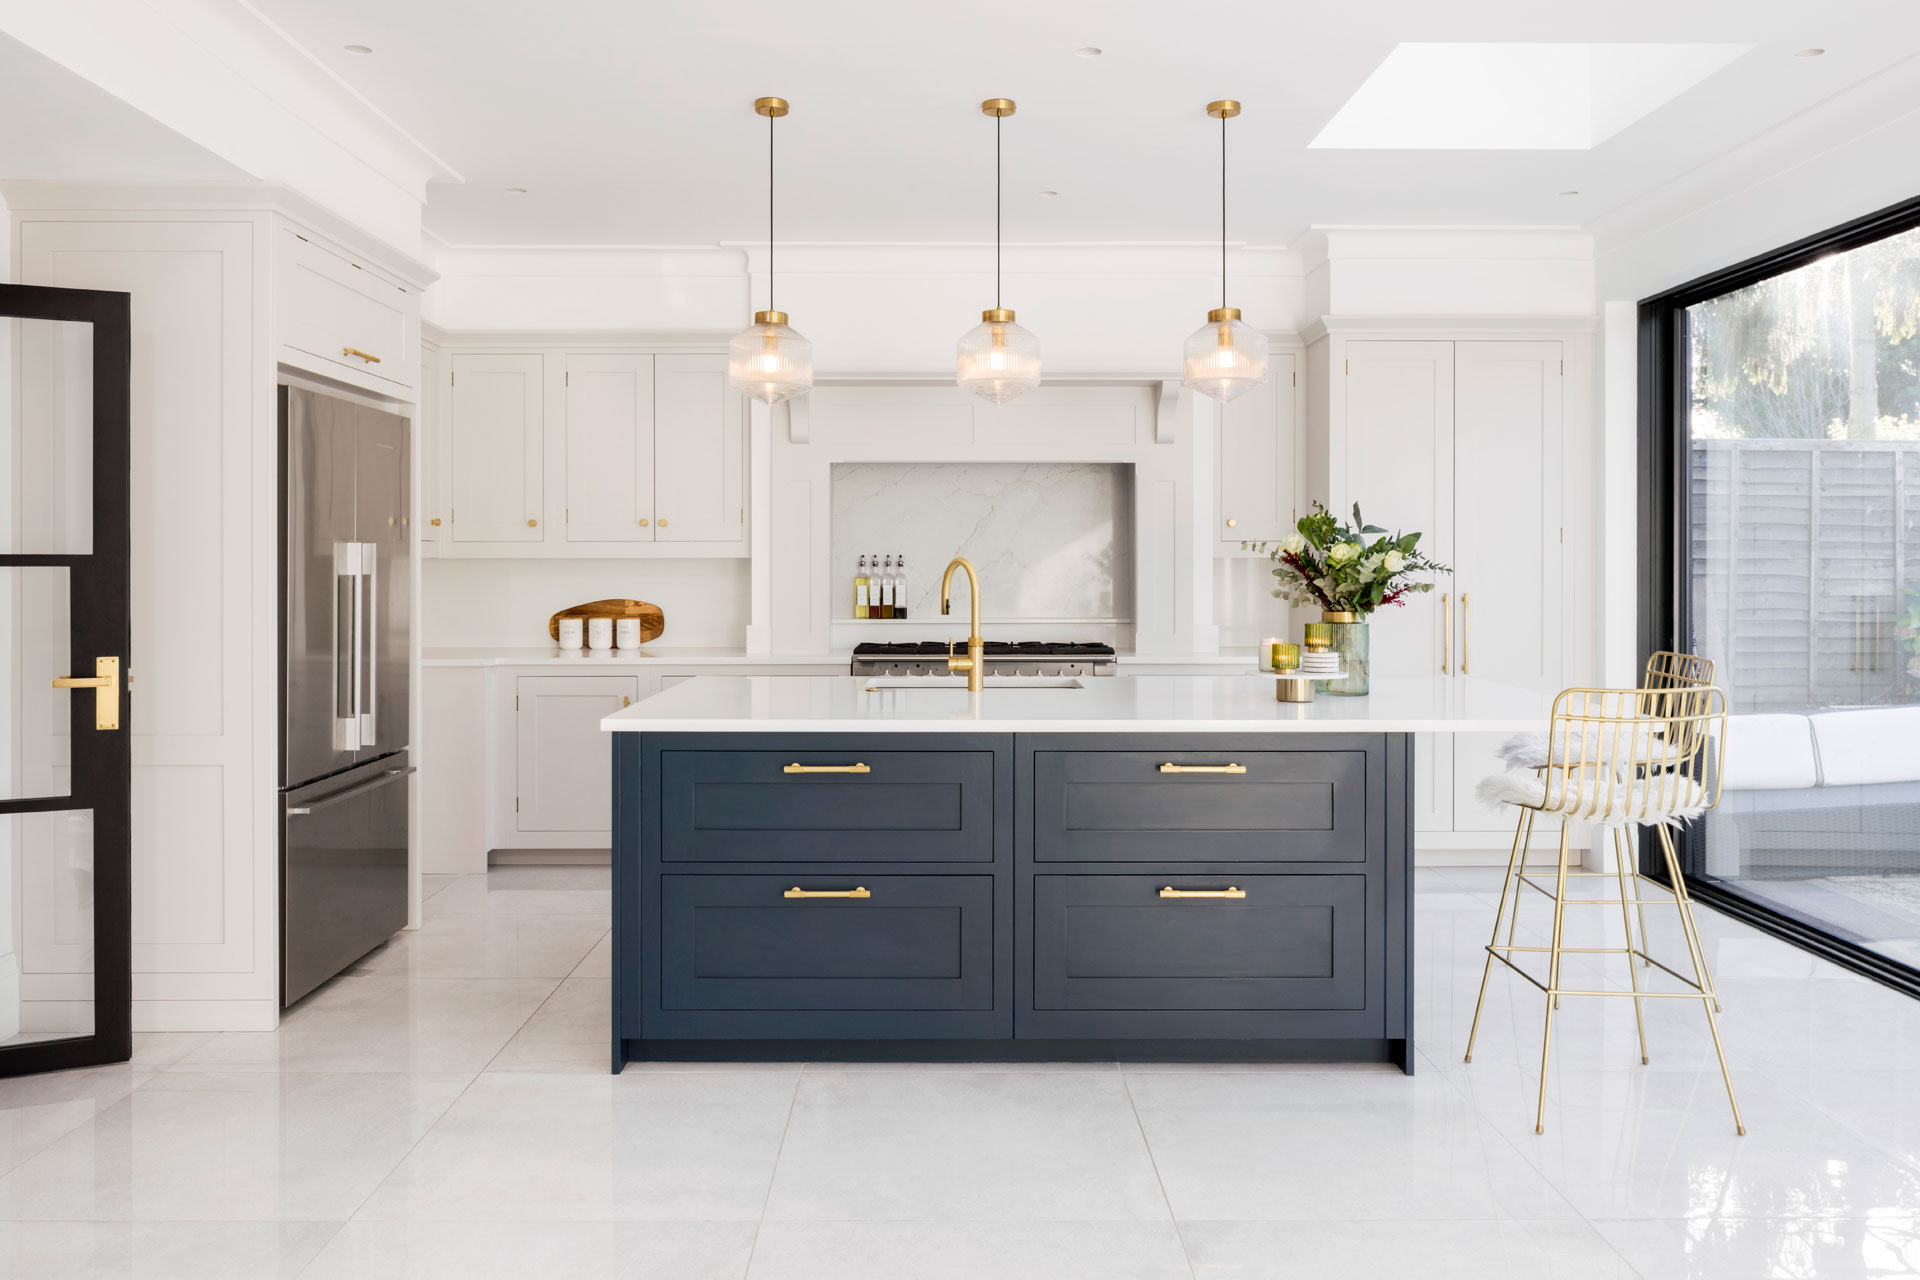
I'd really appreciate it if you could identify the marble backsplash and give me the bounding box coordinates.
[831,462,1133,621]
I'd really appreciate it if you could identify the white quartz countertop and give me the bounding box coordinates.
[600,674,1553,734]
[423,647,1255,669]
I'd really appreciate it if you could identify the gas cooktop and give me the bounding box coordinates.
[850,640,1117,677]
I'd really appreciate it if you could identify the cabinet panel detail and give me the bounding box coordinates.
[449,353,543,542]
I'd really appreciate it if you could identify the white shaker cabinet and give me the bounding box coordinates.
[565,354,655,542]
[418,339,443,549]
[1216,349,1302,551]
[653,354,745,543]
[513,675,649,837]
[448,353,544,542]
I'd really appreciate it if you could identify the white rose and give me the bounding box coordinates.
[1382,550,1406,573]
[1327,542,1360,565]
[1280,533,1306,555]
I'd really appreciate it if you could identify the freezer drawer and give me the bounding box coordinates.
[282,757,413,1006]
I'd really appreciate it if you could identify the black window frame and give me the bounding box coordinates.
[1639,191,1920,999]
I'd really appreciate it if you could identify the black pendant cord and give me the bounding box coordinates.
[995,113,1002,311]
[768,110,775,316]
[1220,112,1227,311]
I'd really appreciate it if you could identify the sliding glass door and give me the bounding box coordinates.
[1644,199,1920,985]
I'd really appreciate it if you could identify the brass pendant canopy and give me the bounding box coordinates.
[1183,98,1268,404]
[730,96,812,405]
[957,97,1042,403]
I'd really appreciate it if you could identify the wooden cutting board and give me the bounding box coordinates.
[548,598,665,643]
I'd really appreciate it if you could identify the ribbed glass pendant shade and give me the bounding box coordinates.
[956,309,1042,404]
[728,309,813,406]
[1182,307,1268,404]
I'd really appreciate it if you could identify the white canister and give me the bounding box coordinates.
[615,617,642,649]
[587,617,614,650]
[556,616,584,650]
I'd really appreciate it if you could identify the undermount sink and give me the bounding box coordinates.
[863,678,1085,691]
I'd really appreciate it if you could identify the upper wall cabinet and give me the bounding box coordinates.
[1216,348,1301,551]
[432,348,745,558]
[275,229,420,395]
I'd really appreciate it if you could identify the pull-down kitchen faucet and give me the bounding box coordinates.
[940,557,986,693]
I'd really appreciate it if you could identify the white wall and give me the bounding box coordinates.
[0,194,15,1040]
[421,557,750,650]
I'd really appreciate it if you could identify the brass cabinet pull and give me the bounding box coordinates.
[784,886,871,899]
[51,655,121,730]
[1441,593,1450,674]
[783,762,870,774]
[429,517,442,527]
[657,518,668,527]
[1461,592,1470,676]
[1158,762,1246,774]
[1225,517,1237,528]
[638,518,650,527]
[342,346,382,364]
[527,518,538,527]
[1159,886,1247,899]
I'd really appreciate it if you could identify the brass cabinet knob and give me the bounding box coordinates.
[430,517,442,527]
[527,518,537,528]
[1226,518,1238,528]
[638,518,649,527]
[657,518,668,527]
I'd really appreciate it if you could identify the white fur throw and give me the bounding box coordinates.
[1475,768,1709,828]
[1496,730,1552,768]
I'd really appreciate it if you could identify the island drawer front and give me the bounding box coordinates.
[659,874,994,1012]
[1031,749,1367,862]
[1031,874,1367,1011]
[661,750,995,863]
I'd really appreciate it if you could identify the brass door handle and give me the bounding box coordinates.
[1441,593,1450,674]
[342,347,382,364]
[1159,886,1247,899]
[784,886,871,899]
[52,656,121,730]
[1461,592,1470,676]
[783,762,870,774]
[1158,762,1246,774]
[430,517,441,527]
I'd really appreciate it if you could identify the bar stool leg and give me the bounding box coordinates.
[1626,826,1654,968]
[1466,803,1533,1064]
[1656,824,1746,1135]
[1535,820,1573,1135]
[1611,826,1649,1065]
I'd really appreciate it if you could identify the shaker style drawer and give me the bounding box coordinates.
[1032,749,1367,862]
[1031,874,1367,1011]
[661,750,994,863]
[277,229,418,391]
[659,874,994,1012]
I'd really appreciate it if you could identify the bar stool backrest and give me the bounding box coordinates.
[1533,684,1729,824]
[1644,650,1715,693]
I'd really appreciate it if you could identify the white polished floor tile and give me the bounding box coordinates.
[1125,1069,1579,1222]
[420,873,461,902]
[0,1220,339,1278]
[765,1069,1170,1222]
[425,869,610,919]
[1590,1214,1920,1280]
[486,977,608,1073]
[1179,1218,1638,1279]
[0,1065,149,1177]
[571,926,613,978]
[354,1070,798,1221]
[351,912,608,980]
[746,1220,1193,1279]
[128,1032,215,1069]
[303,1220,758,1279]
[171,976,556,1074]
[0,1072,470,1222]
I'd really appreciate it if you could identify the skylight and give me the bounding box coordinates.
[1309,43,1753,150]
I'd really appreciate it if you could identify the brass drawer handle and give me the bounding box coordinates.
[783,762,870,774]
[342,346,382,364]
[1461,592,1469,675]
[1158,762,1246,774]
[784,886,871,899]
[1160,886,1247,899]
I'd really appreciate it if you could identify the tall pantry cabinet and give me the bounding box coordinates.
[1307,323,1585,845]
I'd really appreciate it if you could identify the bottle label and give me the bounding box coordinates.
[856,585,868,618]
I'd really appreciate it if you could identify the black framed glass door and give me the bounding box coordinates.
[1641,196,1920,992]
[0,283,132,1074]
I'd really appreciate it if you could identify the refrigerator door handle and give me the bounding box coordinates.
[333,541,362,751]
[286,765,415,815]
[360,542,377,747]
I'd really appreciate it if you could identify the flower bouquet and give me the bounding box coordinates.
[1246,502,1450,694]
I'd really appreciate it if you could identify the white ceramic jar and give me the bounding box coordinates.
[587,617,614,650]
[615,617,642,649]
[556,616,584,650]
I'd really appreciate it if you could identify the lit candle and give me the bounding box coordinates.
[1272,642,1299,672]
[1260,638,1282,671]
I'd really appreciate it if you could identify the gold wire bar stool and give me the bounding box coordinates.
[1465,683,1744,1136]
[1494,651,1720,1007]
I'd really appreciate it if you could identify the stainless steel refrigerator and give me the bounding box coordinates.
[278,382,414,1007]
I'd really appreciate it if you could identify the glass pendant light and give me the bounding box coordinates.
[729,96,813,405]
[956,98,1041,403]
[1182,99,1267,404]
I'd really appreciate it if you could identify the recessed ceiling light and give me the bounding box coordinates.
[1077,47,1102,58]
[343,44,372,54]
[1794,47,1826,57]
[506,186,529,195]
[1038,190,1059,197]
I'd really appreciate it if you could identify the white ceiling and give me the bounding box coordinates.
[0,31,243,183]
[245,1,1920,248]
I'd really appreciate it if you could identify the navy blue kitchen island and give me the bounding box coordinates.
[605,674,1550,1074]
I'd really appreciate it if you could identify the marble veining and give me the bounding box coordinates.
[830,462,1133,622]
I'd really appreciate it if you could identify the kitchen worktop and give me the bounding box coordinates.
[600,673,1552,734]
[423,646,1253,669]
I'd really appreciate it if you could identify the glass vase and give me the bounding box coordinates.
[1317,610,1370,696]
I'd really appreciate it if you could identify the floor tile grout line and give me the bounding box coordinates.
[1119,1070,1199,1280]
[741,1068,806,1278]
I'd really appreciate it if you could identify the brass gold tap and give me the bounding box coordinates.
[940,557,986,693]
